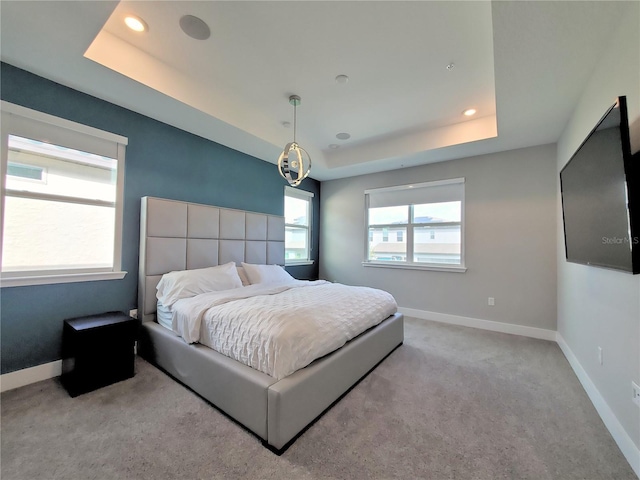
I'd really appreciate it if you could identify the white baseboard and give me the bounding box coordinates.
[0,360,62,393]
[398,307,557,341]
[556,334,640,478]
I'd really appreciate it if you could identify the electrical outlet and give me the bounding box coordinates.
[488,297,495,306]
[597,346,603,365]
[632,381,640,407]
[129,309,138,319]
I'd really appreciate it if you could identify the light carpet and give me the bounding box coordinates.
[1,317,635,479]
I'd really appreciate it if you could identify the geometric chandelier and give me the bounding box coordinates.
[278,94,311,187]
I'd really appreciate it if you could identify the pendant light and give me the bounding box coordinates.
[278,95,311,187]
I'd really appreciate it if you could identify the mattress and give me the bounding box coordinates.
[170,281,398,379]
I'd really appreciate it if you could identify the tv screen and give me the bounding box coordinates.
[560,96,638,274]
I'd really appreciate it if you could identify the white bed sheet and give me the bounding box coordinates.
[156,301,173,331]
[171,281,397,379]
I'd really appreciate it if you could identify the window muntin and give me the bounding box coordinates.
[1,101,127,285]
[365,179,464,269]
[284,186,314,264]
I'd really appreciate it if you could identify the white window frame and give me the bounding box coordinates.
[284,186,314,266]
[0,101,128,287]
[363,178,466,273]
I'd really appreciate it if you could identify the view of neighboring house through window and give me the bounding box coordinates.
[365,178,465,269]
[284,186,314,264]
[1,102,127,286]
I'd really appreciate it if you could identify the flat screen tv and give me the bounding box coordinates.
[560,96,639,274]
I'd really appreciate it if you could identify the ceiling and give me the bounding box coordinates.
[0,1,630,181]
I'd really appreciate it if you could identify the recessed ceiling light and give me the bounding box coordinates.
[329,144,340,149]
[335,75,349,84]
[180,15,211,40]
[336,133,351,140]
[124,15,147,33]
[463,108,477,116]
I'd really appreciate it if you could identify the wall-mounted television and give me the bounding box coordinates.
[560,96,639,274]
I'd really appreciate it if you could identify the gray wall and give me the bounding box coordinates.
[556,7,640,452]
[320,144,557,330]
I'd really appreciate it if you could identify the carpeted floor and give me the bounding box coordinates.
[1,317,635,480]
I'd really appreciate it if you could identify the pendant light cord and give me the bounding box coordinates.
[293,103,297,144]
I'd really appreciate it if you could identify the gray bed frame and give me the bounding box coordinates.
[137,196,404,452]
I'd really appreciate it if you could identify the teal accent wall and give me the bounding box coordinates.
[0,63,320,374]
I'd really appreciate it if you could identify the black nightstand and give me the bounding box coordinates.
[61,311,138,397]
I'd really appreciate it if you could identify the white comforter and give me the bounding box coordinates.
[171,280,397,379]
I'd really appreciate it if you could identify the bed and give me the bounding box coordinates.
[137,196,404,452]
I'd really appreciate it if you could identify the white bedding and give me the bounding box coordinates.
[156,301,173,331]
[171,280,397,379]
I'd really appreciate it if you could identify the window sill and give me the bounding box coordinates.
[362,262,466,273]
[1,271,127,288]
[285,260,315,267]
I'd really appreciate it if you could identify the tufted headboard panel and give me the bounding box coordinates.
[138,196,285,322]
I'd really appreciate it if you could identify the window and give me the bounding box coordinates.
[284,186,314,265]
[365,178,465,271]
[1,101,128,286]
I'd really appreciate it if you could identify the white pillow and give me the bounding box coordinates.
[156,262,243,306]
[241,262,294,285]
[236,266,251,286]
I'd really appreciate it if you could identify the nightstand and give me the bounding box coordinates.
[61,311,138,397]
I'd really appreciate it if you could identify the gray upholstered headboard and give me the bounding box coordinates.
[138,196,285,323]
